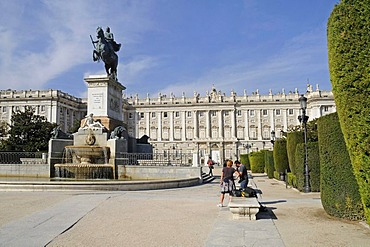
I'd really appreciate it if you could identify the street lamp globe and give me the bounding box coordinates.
[299,94,307,110]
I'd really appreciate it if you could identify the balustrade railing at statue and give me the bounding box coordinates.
[121,152,193,166]
[0,152,42,164]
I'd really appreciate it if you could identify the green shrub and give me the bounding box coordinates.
[286,131,304,176]
[287,172,297,188]
[264,150,274,179]
[273,139,289,174]
[328,0,370,224]
[295,142,320,192]
[318,113,364,220]
[249,151,265,173]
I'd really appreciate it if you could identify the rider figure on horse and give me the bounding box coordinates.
[104,27,121,52]
[91,26,121,80]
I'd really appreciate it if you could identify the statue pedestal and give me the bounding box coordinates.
[84,75,126,131]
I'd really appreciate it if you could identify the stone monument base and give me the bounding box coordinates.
[80,116,124,132]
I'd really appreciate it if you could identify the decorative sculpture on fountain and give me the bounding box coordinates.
[51,126,73,139]
[110,126,126,139]
[80,113,105,130]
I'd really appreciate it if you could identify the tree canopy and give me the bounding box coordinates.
[0,108,57,152]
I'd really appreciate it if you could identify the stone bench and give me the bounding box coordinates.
[228,196,260,220]
[229,173,261,220]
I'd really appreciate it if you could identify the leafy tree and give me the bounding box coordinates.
[0,121,7,137]
[1,108,57,152]
[68,119,83,134]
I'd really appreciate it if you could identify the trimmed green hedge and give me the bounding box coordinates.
[264,150,274,179]
[287,172,297,188]
[273,139,289,174]
[317,113,364,220]
[294,142,320,192]
[287,131,304,176]
[249,151,265,173]
[328,0,370,224]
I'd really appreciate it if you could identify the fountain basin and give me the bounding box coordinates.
[55,145,112,179]
[55,163,113,180]
[63,146,110,164]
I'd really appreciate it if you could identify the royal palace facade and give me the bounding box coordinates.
[0,89,87,133]
[124,84,336,165]
[0,84,336,165]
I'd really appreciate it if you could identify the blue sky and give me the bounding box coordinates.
[0,0,339,98]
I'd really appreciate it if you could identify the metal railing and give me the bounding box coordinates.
[0,152,193,166]
[0,152,43,164]
[120,152,193,166]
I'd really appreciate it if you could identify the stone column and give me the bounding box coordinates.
[206,110,211,139]
[170,111,174,141]
[231,109,236,138]
[283,109,288,132]
[245,110,250,140]
[193,110,198,139]
[158,111,162,141]
[182,111,186,141]
[257,109,262,140]
[146,112,150,136]
[269,109,275,133]
[218,110,223,138]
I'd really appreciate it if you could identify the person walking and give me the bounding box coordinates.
[207,156,214,176]
[218,160,238,207]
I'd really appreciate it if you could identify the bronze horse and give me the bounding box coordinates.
[92,27,119,80]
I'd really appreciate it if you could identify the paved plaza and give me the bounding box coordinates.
[0,171,370,247]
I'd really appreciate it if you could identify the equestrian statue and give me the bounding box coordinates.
[91,27,121,80]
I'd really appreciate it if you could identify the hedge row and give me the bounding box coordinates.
[264,150,274,179]
[328,0,370,224]
[273,139,289,174]
[294,142,320,192]
[317,113,364,220]
[249,151,265,173]
[286,131,303,176]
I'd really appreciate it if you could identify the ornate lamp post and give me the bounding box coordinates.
[270,130,275,146]
[244,143,252,154]
[298,95,310,193]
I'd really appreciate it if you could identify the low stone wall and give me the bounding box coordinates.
[118,165,202,180]
[0,163,49,178]
[0,177,201,191]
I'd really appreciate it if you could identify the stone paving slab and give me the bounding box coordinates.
[205,208,285,247]
[0,172,369,247]
[0,194,111,247]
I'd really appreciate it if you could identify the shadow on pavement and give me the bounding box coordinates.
[257,207,278,220]
[260,200,287,205]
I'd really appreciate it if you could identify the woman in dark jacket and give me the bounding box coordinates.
[218,160,239,207]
